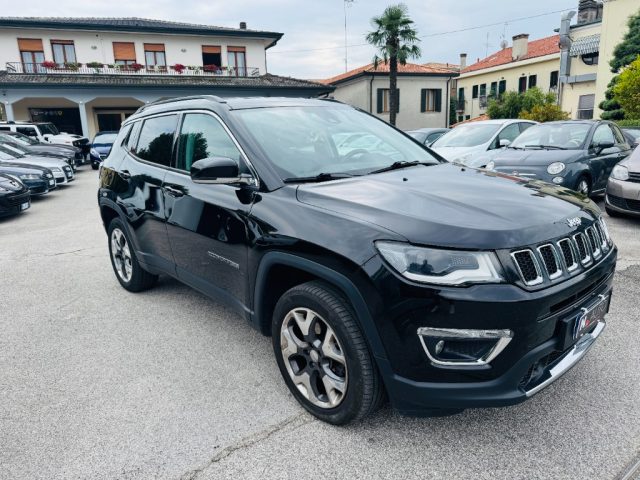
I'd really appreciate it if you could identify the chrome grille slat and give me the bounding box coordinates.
[586,227,601,259]
[537,244,562,280]
[573,232,592,266]
[511,250,543,286]
[557,238,578,272]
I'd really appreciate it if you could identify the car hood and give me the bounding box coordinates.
[430,146,481,162]
[0,163,42,175]
[296,163,599,250]
[619,147,640,172]
[0,173,25,191]
[30,145,73,156]
[93,144,112,154]
[8,155,68,169]
[492,148,585,167]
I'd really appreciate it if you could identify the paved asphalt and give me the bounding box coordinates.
[1,169,639,480]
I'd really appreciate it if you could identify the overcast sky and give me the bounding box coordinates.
[2,0,577,79]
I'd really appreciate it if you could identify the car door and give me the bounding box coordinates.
[589,123,620,191]
[163,111,255,310]
[116,114,177,273]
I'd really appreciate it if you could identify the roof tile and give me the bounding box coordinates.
[321,62,459,85]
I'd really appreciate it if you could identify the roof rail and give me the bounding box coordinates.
[136,95,227,113]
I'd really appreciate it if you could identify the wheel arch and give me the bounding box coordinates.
[252,251,389,363]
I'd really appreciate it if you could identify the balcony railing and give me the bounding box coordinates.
[5,62,260,77]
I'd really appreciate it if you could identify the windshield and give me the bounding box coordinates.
[511,123,590,149]
[407,131,428,143]
[7,132,36,145]
[38,123,60,136]
[0,139,29,154]
[93,133,118,144]
[232,105,439,180]
[432,123,501,148]
[0,145,23,158]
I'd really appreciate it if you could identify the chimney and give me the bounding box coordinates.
[459,53,467,70]
[577,0,600,24]
[239,21,247,29]
[512,34,529,60]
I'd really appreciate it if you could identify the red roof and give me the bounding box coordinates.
[462,35,560,74]
[321,62,458,85]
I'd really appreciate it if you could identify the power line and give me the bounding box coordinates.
[269,6,574,55]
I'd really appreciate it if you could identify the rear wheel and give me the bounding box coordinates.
[272,281,384,425]
[575,175,591,197]
[107,218,158,292]
[91,163,99,170]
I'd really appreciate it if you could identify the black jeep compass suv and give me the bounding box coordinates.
[98,96,616,425]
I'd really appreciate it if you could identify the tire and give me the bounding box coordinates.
[575,175,592,197]
[91,163,99,170]
[272,281,384,425]
[107,218,158,292]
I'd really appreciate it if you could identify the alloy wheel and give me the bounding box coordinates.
[110,228,133,282]
[577,179,590,196]
[279,307,348,408]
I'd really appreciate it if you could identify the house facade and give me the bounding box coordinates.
[0,17,332,138]
[321,62,459,130]
[455,35,561,122]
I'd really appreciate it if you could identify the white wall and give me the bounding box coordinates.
[0,27,269,72]
[331,75,452,130]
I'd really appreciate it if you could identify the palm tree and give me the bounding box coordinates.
[366,4,421,126]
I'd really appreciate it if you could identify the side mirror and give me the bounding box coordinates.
[499,139,511,148]
[190,157,254,186]
[592,140,614,154]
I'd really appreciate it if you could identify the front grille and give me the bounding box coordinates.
[628,172,640,183]
[511,250,542,285]
[538,244,561,279]
[4,192,29,206]
[511,218,612,286]
[608,194,640,212]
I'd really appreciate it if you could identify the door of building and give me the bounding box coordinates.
[97,113,123,132]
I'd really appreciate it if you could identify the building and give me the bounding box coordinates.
[320,62,459,130]
[0,17,332,138]
[455,35,561,122]
[559,0,640,119]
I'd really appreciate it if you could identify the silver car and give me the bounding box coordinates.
[430,119,536,168]
[0,145,73,185]
[605,145,640,218]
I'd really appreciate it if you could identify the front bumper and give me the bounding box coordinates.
[363,244,616,415]
[605,177,640,216]
[0,190,30,217]
[22,178,54,196]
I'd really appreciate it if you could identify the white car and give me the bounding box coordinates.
[0,121,89,151]
[430,119,537,168]
[0,146,73,185]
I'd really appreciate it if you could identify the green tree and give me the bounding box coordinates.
[519,104,570,122]
[366,4,421,126]
[614,56,640,118]
[487,87,566,120]
[600,9,640,119]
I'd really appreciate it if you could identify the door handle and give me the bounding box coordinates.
[118,170,131,180]
[164,186,184,198]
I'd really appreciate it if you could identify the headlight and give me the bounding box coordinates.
[547,162,566,175]
[611,164,629,181]
[375,241,504,286]
[45,173,53,178]
[599,217,612,244]
[19,174,41,180]
[485,161,495,171]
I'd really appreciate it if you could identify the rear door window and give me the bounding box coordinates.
[133,115,178,167]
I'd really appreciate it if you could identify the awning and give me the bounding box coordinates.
[570,34,600,56]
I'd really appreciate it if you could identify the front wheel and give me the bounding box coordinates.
[575,175,591,197]
[272,281,384,425]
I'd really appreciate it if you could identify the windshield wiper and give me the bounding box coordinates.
[368,160,430,175]
[524,144,567,150]
[282,172,357,183]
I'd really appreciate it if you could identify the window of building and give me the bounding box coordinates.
[472,85,479,99]
[113,42,137,66]
[550,71,559,90]
[489,81,498,98]
[581,53,599,65]
[518,76,527,93]
[458,115,464,123]
[376,89,400,114]
[133,115,178,167]
[144,44,166,67]
[498,80,506,96]
[176,113,245,172]
[577,94,595,120]
[51,40,76,66]
[528,75,537,89]
[479,84,487,97]
[202,45,222,70]
[420,89,442,113]
[18,38,45,73]
[227,46,246,76]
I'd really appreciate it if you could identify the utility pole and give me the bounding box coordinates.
[344,0,355,72]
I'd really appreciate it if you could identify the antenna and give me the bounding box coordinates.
[484,32,494,57]
[500,22,509,49]
[344,0,356,72]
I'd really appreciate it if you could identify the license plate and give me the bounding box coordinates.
[49,180,55,186]
[573,294,608,339]
[21,202,29,211]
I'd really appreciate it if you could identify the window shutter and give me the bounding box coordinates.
[434,89,442,112]
[144,43,165,52]
[17,38,43,51]
[377,89,383,113]
[113,42,136,61]
[227,46,246,53]
[420,89,426,113]
[202,45,221,54]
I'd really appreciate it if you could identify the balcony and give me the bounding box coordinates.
[6,62,261,77]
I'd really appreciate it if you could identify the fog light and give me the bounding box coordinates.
[552,177,564,184]
[417,328,513,367]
